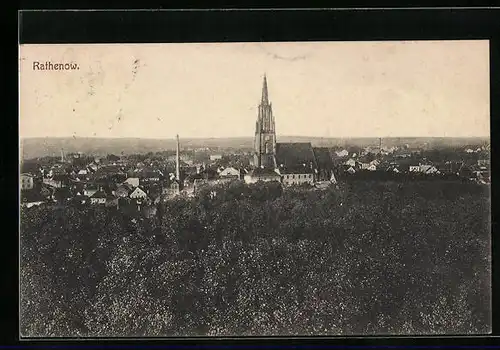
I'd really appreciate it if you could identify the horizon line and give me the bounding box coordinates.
[20,135,491,140]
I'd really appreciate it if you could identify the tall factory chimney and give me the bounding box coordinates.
[61,148,65,163]
[176,134,180,182]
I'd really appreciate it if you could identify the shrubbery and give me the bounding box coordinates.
[20,180,491,336]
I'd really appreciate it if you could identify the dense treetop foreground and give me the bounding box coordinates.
[20,180,491,336]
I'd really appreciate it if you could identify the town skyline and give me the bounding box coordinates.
[20,41,490,139]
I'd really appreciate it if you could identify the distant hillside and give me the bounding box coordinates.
[20,136,489,160]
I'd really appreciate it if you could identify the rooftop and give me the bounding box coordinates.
[276,142,318,169]
[248,167,281,177]
[91,190,107,199]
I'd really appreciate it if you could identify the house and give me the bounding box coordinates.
[386,165,400,173]
[478,159,490,167]
[209,154,223,161]
[476,170,490,184]
[20,173,35,190]
[83,185,99,197]
[345,158,356,167]
[366,164,377,171]
[419,165,439,174]
[360,162,371,170]
[136,169,162,184]
[346,166,356,174]
[42,174,69,188]
[212,178,237,186]
[359,159,378,171]
[129,187,149,201]
[124,177,140,188]
[280,171,314,186]
[336,149,349,157]
[219,167,241,179]
[90,190,107,205]
[244,168,281,184]
[88,163,99,172]
[77,169,88,177]
[276,162,315,186]
[411,164,439,174]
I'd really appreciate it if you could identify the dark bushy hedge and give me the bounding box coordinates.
[20,180,491,336]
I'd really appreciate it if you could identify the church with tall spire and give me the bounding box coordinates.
[253,74,277,168]
[249,74,336,184]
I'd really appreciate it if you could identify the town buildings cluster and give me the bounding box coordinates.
[20,75,490,211]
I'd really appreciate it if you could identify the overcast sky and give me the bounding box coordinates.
[19,41,490,139]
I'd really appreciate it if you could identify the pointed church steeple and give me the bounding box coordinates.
[254,74,276,169]
[261,74,269,105]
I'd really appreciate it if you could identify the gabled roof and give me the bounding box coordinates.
[312,147,335,169]
[130,186,148,196]
[120,181,135,189]
[125,176,140,181]
[420,165,438,173]
[91,190,107,198]
[248,167,281,177]
[276,142,317,169]
[220,166,239,173]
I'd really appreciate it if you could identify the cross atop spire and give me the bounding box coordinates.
[261,73,269,105]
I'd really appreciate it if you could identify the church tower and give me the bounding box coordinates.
[254,74,277,168]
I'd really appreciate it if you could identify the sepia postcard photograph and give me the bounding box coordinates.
[19,40,491,337]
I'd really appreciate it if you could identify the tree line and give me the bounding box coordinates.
[20,180,491,336]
